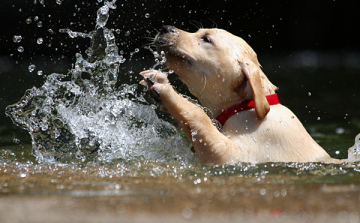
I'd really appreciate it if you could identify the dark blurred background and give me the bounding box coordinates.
[1,0,359,133]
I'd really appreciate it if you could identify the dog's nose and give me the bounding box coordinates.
[160,25,177,34]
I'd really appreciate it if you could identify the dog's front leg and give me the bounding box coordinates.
[140,70,240,164]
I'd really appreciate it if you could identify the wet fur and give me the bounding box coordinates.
[140,26,345,164]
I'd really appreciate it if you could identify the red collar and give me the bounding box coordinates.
[216,93,280,126]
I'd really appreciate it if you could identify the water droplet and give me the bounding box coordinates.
[34,16,39,21]
[260,188,266,195]
[37,21,43,27]
[134,48,139,53]
[191,130,198,142]
[222,78,225,82]
[308,92,311,96]
[28,64,36,72]
[96,4,112,28]
[182,207,193,219]
[56,0,63,5]
[335,127,345,134]
[145,13,150,18]
[273,191,280,197]
[317,117,320,121]
[193,178,201,184]
[48,28,54,34]
[17,46,24,52]
[37,38,43,44]
[125,31,130,36]
[37,70,43,76]
[115,29,121,34]
[13,35,22,43]
[26,17,32,24]
[19,173,27,178]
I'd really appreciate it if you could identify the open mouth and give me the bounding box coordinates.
[154,38,193,66]
[163,49,193,67]
[176,53,192,66]
[153,27,194,67]
[154,34,172,48]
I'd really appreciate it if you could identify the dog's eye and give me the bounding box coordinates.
[201,35,212,44]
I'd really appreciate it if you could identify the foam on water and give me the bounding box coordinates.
[5,0,196,165]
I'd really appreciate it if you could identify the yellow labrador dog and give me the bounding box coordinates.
[140,25,344,164]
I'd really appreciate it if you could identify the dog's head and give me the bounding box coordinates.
[154,25,277,119]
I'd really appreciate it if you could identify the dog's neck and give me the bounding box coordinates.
[215,93,280,126]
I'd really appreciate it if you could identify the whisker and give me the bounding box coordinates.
[143,43,154,47]
[208,19,218,28]
[154,43,172,48]
[189,20,203,30]
[151,26,160,33]
[143,36,155,40]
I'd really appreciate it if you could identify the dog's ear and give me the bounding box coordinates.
[238,60,270,120]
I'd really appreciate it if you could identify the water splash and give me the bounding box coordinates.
[348,134,360,162]
[96,0,116,29]
[5,0,196,165]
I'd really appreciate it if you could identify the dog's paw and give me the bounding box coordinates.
[139,70,170,103]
